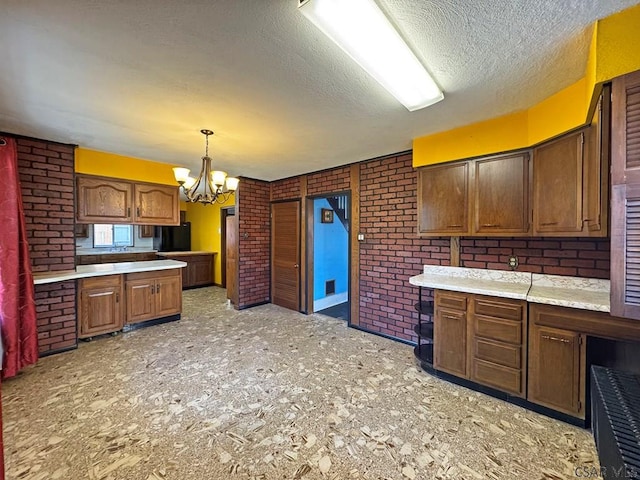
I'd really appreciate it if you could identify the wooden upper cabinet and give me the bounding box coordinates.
[76,174,179,226]
[76,176,133,223]
[418,162,469,235]
[473,152,530,235]
[584,85,611,234]
[533,130,585,235]
[611,70,640,320]
[134,183,179,225]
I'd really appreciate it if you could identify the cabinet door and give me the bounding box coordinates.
[155,272,182,317]
[418,163,469,235]
[434,306,468,378]
[474,153,530,235]
[190,255,214,287]
[134,183,179,225]
[583,86,610,235]
[533,131,585,234]
[611,71,640,320]
[126,278,156,323]
[528,323,585,417]
[139,225,155,238]
[79,276,123,338]
[76,175,133,223]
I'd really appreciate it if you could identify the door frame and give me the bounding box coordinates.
[306,191,351,321]
[220,206,235,288]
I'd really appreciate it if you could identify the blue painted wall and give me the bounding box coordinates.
[313,197,348,308]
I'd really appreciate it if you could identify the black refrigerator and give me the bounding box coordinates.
[153,222,191,252]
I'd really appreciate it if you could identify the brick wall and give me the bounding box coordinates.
[15,136,77,356]
[250,151,613,344]
[359,154,449,341]
[307,166,350,196]
[271,177,300,201]
[237,178,271,309]
[460,237,610,279]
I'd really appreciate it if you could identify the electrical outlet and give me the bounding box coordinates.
[508,255,519,270]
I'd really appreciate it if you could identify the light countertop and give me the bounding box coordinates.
[409,266,610,312]
[409,266,532,300]
[33,260,187,285]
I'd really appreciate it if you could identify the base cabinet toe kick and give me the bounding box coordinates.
[423,289,640,424]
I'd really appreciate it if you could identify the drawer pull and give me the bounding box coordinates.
[540,222,558,226]
[541,334,570,344]
[447,224,462,228]
[482,223,500,227]
[442,314,459,321]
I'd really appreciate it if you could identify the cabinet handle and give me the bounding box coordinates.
[541,334,571,344]
[127,207,131,217]
[116,293,119,303]
[156,284,160,293]
[137,207,140,217]
[442,314,459,321]
[150,285,154,295]
[540,222,558,226]
[482,224,501,228]
[447,224,462,228]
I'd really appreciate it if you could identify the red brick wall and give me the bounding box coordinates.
[15,136,77,355]
[34,281,77,354]
[359,154,449,340]
[307,166,350,196]
[237,178,271,309]
[271,177,300,201]
[460,238,610,279]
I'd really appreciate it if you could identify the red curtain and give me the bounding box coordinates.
[0,137,38,379]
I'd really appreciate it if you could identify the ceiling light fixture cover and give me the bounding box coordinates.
[173,129,239,205]
[298,0,443,111]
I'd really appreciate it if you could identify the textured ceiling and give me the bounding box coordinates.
[0,0,638,181]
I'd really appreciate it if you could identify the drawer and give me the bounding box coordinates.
[474,315,522,344]
[435,291,467,311]
[474,338,521,369]
[472,359,523,397]
[474,297,523,321]
[79,274,122,289]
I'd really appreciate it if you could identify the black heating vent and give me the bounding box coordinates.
[591,366,640,479]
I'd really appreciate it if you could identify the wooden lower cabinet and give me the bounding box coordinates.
[125,269,182,324]
[434,291,468,378]
[527,305,586,418]
[159,253,215,289]
[434,291,526,397]
[78,275,124,339]
[471,296,526,397]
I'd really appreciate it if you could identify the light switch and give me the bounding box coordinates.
[358,234,365,241]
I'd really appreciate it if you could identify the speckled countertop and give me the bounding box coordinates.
[33,260,187,285]
[409,266,532,300]
[527,274,610,312]
[409,266,610,312]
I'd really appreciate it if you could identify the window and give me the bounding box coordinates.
[93,224,134,248]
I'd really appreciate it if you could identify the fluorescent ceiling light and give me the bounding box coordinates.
[298,0,444,111]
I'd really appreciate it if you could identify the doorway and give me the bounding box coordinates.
[220,206,235,288]
[311,194,349,321]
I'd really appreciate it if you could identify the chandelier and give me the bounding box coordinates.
[173,129,239,205]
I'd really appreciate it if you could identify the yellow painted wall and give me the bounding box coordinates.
[185,194,236,285]
[413,4,640,167]
[76,148,177,185]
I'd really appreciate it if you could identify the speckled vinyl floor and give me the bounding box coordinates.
[3,287,599,479]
